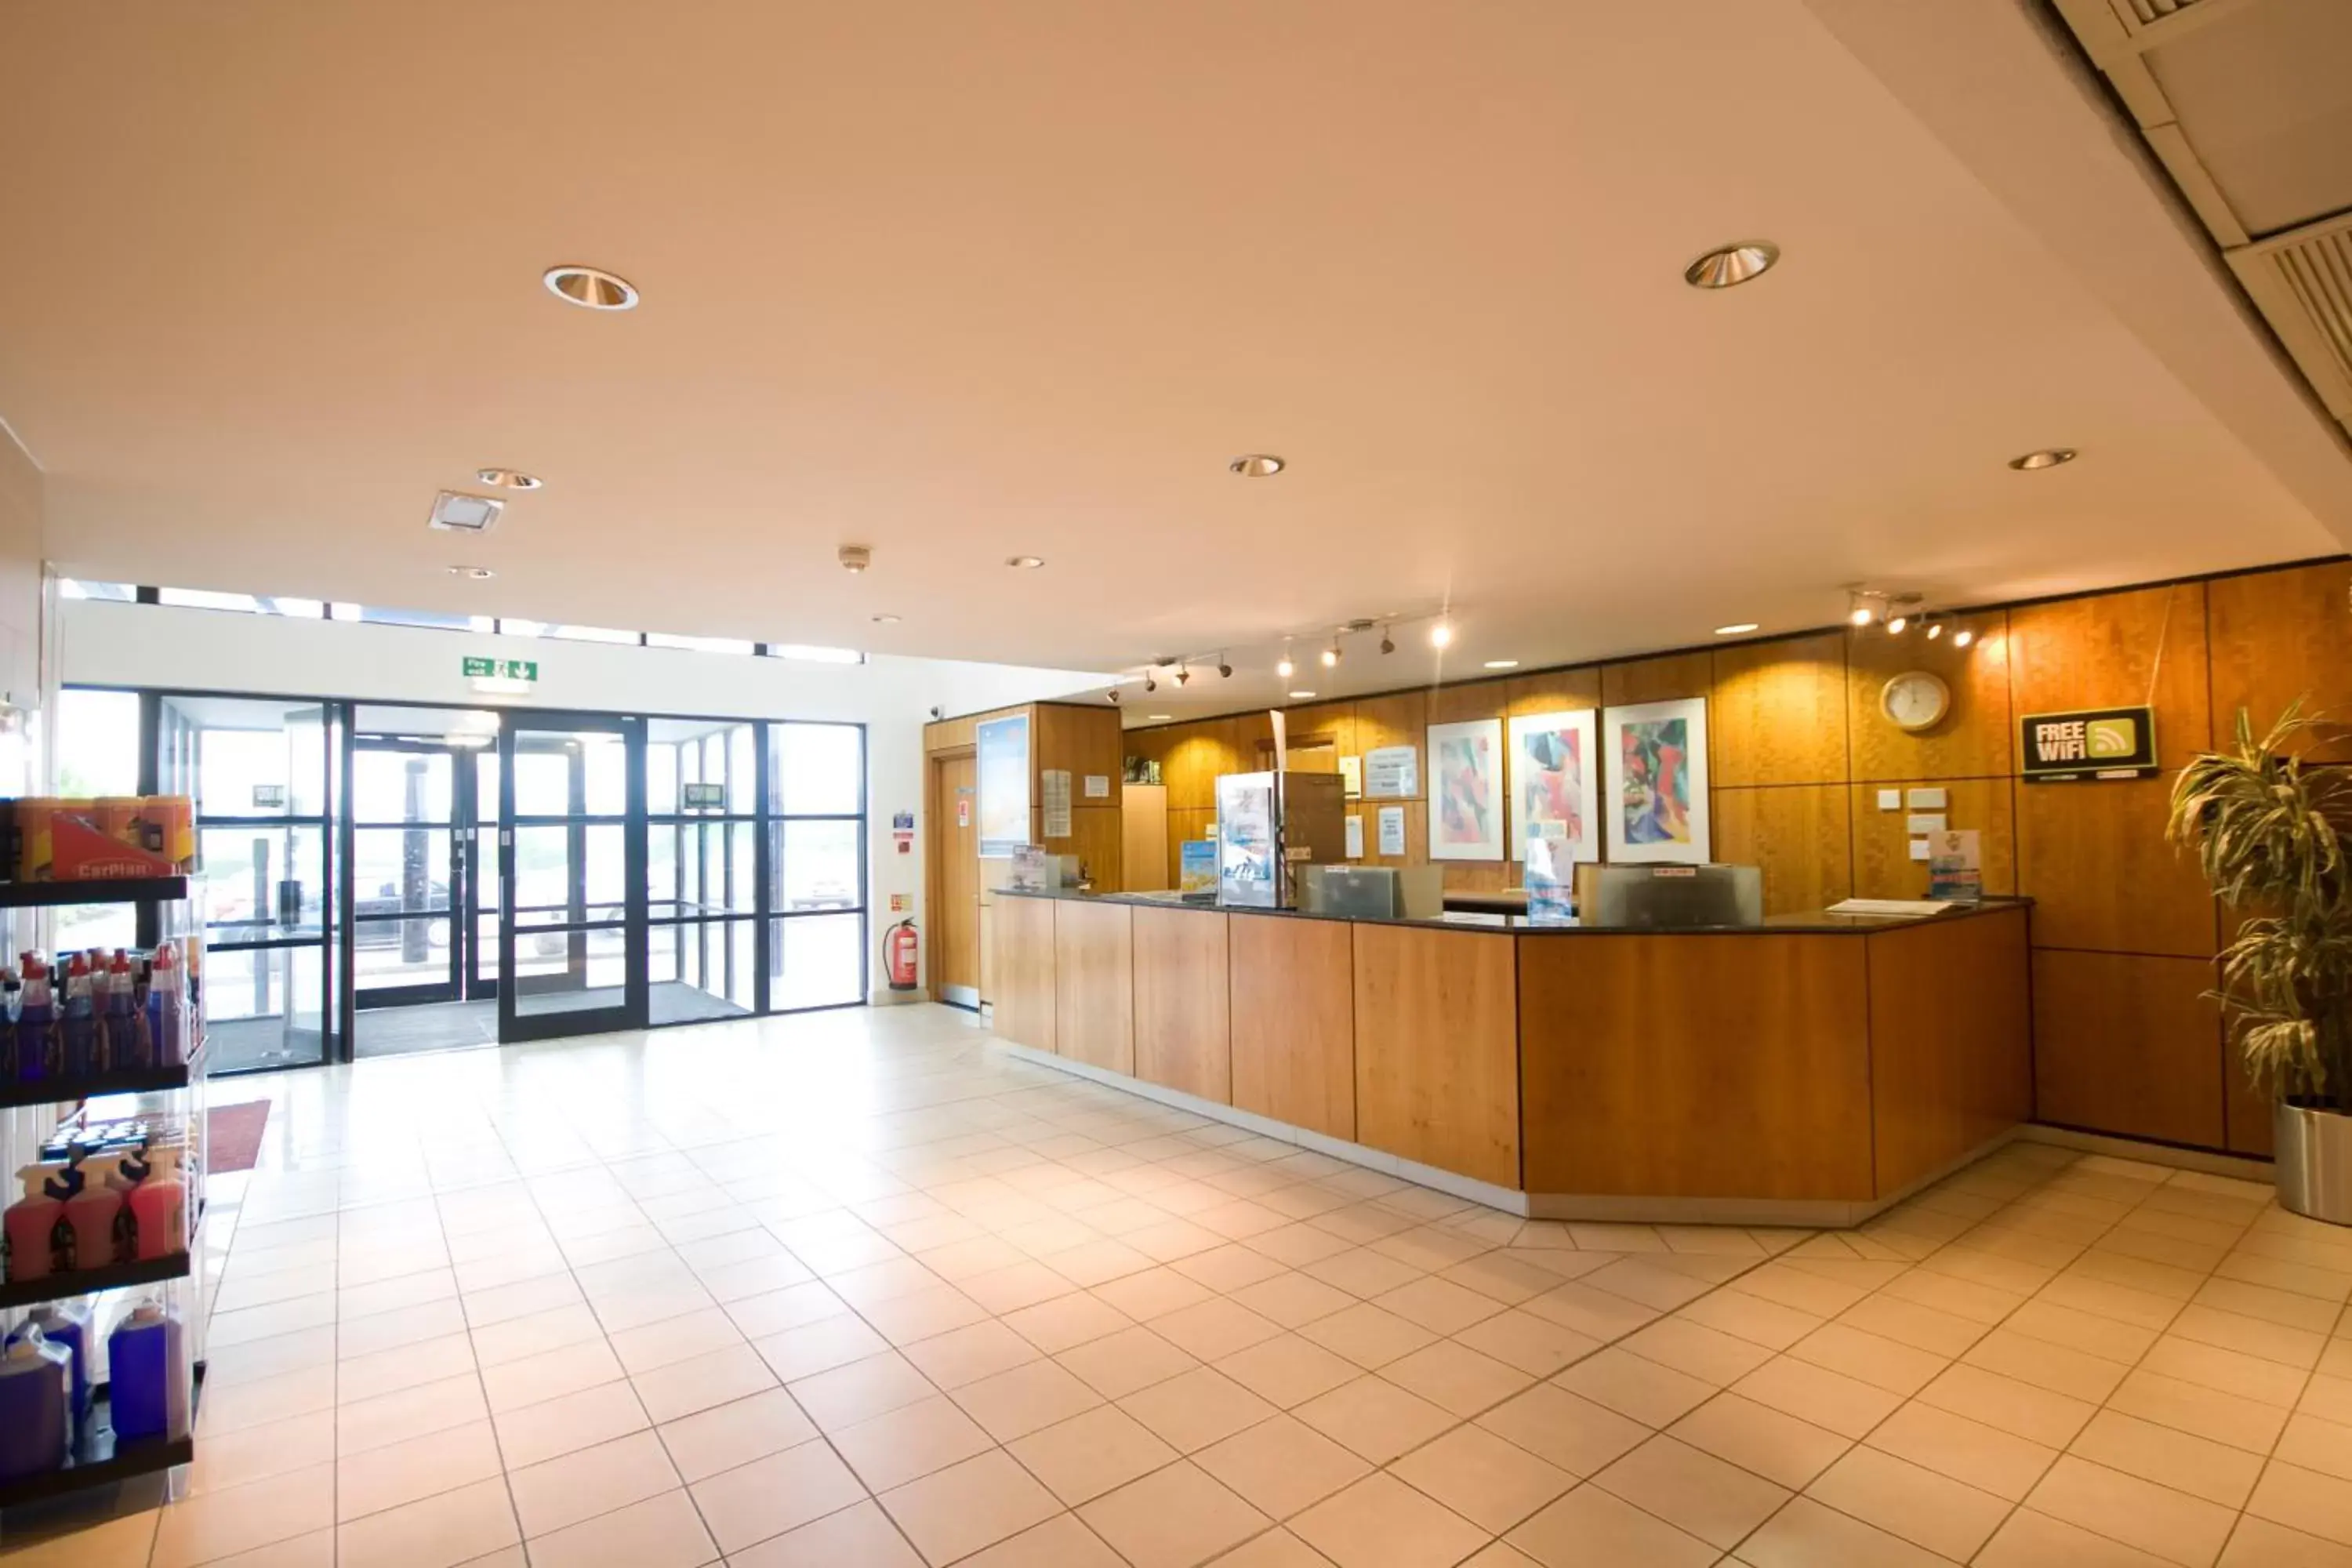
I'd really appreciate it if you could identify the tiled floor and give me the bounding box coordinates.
[8,1002,2352,1566]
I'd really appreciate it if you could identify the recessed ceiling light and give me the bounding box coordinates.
[1483,659,1519,670]
[1288,691,1317,700]
[428,491,503,532]
[1228,454,1286,477]
[476,468,542,491]
[871,613,900,624]
[1147,713,1174,721]
[1714,622,1759,636]
[1683,241,1780,289]
[1005,555,1045,569]
[446,564,494,579]
[2008,448,2078,470]
[543,265,639,310]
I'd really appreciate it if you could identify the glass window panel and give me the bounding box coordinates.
[58,579,136,602]
[475,912,501,983]
[353,750,454,823]
[651,919,756,1022]
[333,603,496,632]
[512,749,572,815]
[354,916,452,992]
[53,902,136,955]
[508,824,625,924]
[512,923,628,1015]
[496,619,639,644]
[354,828,453,915]
[206,945,325,1073]
[647,825,679,911]
[56,688,141,798]
[646,632,756,655]
[647,742,679,816]
[729,724,757,811]
[766,644,864,664]
[771,723,862,816]
[771,820,861,911]
[474,750,501,827]
[583,737,626,815]
[771,913,862,1010]
[199,825,325,938]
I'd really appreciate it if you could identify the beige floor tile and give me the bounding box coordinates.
[2254,1461,2352,1550]
[1805,1444,2009,1561]
[1732,1354,1904,1439]
[2196,1276,2342,1332]
[2141,1334,2310,1406]
[1442,1253,1568,1307]
[478,1335,624,1414]
[1152,1297,1287,1362]
[1231,1269,1361,1328]
[1193,1411,1371,1519]
[337,1373,492,1457]
[1092,1265,1219,1319]
[1011,1403,1181,1504]
[753,1313,891,1382]
[656,1386,817,1483]
[1299,1301,1443,1370]
[950,1512,1127,1567]
[1002,1290,1134,1353]
[336,1417,505,1523]
[1621,1314,1775,1385]
[1675,1287,1824,1352]
[2218,1515,2352,1567]
[724,1498,924,1568]
[1837,1292,1993,1358]
[955,1355,1109,1440]
[508,1426,681,1537]
[197,1363,339,1438]
[1476,1383,1649,1477]
[2072,1408,2267,1508]
[606,1305,744,1375]
[1517,1281,1660,1343]
[1371,1275,1508,1336]
[1078,1460,1273,1568]
[1962,1326,2130,1403]
[1663,1391,1848,1492]
[832,1394,998,1492]
[1913,1363,2096,1449]
[1287,1472,1491,1568]
[900,1318,1041,1388]
[151,1464,337,1568]
[2279,1412,2352,1483]
[335,1476,520,1568]
[633,1341,779,1424]
[1388,1422,1572,1534]
[787,1349,938,1430]
[521,1490,715,1568]
[1593,1433,1789,1548]
[1976,1507,2175,1566]
[1208,1526,1347,1565]
[725,1280,851,1339]
[489,1377,650,1469]
[1863,1400,2055,1501]
[1879,1266,2027,1325]
[1553,1345,1714,1427]
[2029,1454,2239,1567]
[1121,1365,1281,1451]
[1732,1494,1955,1567]
[1451,1308,1603,1377]
[185,1410,337,1498]
[688,1437,869,1555]
[860,1283,993,1345]
[1294,1374,1455,1463]
[2110,1366,2290,1453]
[1377,1338,1533,1417]
[468,1302,606,1369]
[2171,1301,2329,1370]
[1218,1331,1367,1408]
[1055,1324,1202,1399]
[1504,1483,1715,1567]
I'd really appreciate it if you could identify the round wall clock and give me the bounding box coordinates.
[1880,670,1951,732]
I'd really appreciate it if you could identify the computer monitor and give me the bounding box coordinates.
[1586,864,1763,930]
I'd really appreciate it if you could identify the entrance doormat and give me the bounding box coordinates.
[208,1100,271,1175]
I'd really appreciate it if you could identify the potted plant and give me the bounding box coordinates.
[2168,701,2352,1221]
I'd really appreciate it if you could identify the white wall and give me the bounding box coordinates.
[60,598,1108,996]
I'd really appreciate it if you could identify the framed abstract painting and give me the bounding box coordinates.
[1425,717,1504,860]
[1603,698,1710,863]
[1507,710,1599,864]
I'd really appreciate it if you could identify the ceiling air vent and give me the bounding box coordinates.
[2234,215,2352,426]
[2125,0,2205,23]
[428,491,504,533]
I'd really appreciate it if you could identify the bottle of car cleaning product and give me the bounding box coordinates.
[2,1165,66,1281]
[8,1303,91,1446]
[0,965,17,1080]
[124,1145,187,1260]
[107,1301,185,1445]
[60,1154,125,1270]
[59,953,96,1077]
[151,943,183,1067]
[0,1330,72,1479]
[104,950,140,1070]
[16,953,52,1084]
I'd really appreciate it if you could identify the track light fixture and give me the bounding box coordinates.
[1953,626,1976,648]
[1379,626,1396,655]
[1847,589,1878,628]
[1926,617,1944,641]
[1276,644,1294,680]
[1174,664,1190,685]
[1143,670,1157,693]
[1430,621,1454,649]
[1321,641,1340,668]
[1218,653,1233,679]
[1106,688,1120,704]
[1886,613,1909,635]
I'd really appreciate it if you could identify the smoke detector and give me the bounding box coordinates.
[838,544,873,574]
[429,492,504,533]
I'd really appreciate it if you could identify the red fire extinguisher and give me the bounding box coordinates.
[885,918,920,992]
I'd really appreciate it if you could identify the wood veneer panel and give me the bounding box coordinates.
[1053,898,1134,1075]
[1868,909,2031,1195]
[1847,612,2011,782]
[924,713,981,754]
[1352,692,1427,786]
[1229,914,1355,1140]
[1131,906,1231,1103]
[1711,785,1852,915]
[991,894,1057,1053]
[1602,652,1711,708]
[931,752,982,998]
[1042,806,1125,893]
[1353,924,1519,1186]
[2031,949,2224,1149]
[1145,720,1246,811]
[1519,934,1873,1201]
[1711,633,1849,786]
[1849,779,2016,899]
[2016,777,2216,956]
[1505,668,1602,717]
[2008,583,2212,757]
[1426,681,1509,727]
[2209,561,2352,760]
[2225,1045,2274,1158]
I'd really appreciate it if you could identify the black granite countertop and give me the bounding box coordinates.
[996,884,2030,936]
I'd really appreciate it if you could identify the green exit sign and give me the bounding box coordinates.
[463,657,538,681]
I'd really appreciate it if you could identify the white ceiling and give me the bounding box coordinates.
[3,0,2347,725]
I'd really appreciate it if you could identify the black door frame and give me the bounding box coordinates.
[349,735,474,1008]
[497,709,648,1043]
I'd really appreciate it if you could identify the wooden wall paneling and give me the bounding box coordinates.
[1122,784,1170,892]
[990,893,1057,1053]
[1711,785,1853,914]
[1166,806,1215,883]
[1504,668,1602,717]
[1426,680,1510,726]
[1053,897,1134,1075]
[2008,583,2213,757]
[1352,925,1520,1186]
[1229,914,1356,1139]
[1044,806,1126,893]
[1034,703,1126,793]
[1519,934,1874,1200]
[1867,909,2032,1194]
[2208,561,2352,759]
[1153,720,1246,809]
[1131,906,1231,1103]
[2016,779,2217,956]
[1280,701,1358,757]
[1351,691,1428,770]
[2031,949,2225,1148]
[2225,1038,2274,1158]
[1710,633,1849,786]
[1602,651,1712,708]
[1849,779,2017,899]
[1847,612,2013,782]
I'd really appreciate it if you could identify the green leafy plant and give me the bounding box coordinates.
[2167,701,2352,1109]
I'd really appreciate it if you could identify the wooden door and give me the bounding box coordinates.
[932,751,982,1003]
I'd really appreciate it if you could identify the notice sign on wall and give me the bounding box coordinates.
[2020,706,2158,782]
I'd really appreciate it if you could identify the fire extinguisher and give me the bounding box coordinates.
[885,918,920,992]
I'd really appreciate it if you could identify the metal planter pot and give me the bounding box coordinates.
[2274,1101,2352,1225]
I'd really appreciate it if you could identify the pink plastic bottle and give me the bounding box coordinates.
[124,1147,187,1260]
[2,1167,66,1282]
[56,1158,124,1272]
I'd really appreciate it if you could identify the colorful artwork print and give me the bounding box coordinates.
[1508,710,1598,863]
[1425,719,1504,860]
[1604,699,1710,865]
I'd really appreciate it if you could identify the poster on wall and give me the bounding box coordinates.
[975,713,1031,858]
[1363,746,1417,798]
[1604,698,1710,864]
[1507,710,1599,865]
[1425,718,1504,861]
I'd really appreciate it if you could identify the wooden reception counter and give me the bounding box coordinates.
[990,889,2032,1223]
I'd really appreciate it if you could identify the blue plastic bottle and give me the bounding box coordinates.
[0,1329,72,1479]
[8,1303,90,1449]
[59,953,96,1078]
[16,953,52,1084]
[107,1301,184,1446]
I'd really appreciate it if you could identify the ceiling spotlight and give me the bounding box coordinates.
[475,467,543,491]
[838,545,873,573]
[1953,627,1976,648]
[1320,644,1340,668]
[1106,689,1121,704]
[1143,671,1157,693]
[1926,619,1944,641]
[1379,627,1396,655]
[1886,614,1909,635]
[2008,448,2078,471]
[1483,659,1520,670]
[1217,653,1233,679]
[1683,241,1780,290]
[446,564,495,579]
[871,613,900,624]
[1174,665,1191,685]
[1429,622,1454,649]
[1005,554,1045,569]
[1277,645,1295,679]
[1228,454,1286,477]
[543,265,640,310]
[1714,622,1759,637]
[1846,590,1878,628]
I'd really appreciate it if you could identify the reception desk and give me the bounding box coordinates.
[990,889,2033,1224]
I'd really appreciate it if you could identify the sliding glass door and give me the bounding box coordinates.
[498,710,645,1041]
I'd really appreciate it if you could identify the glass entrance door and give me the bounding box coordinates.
[351,739,468,1006]
[499,711,645,1041]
